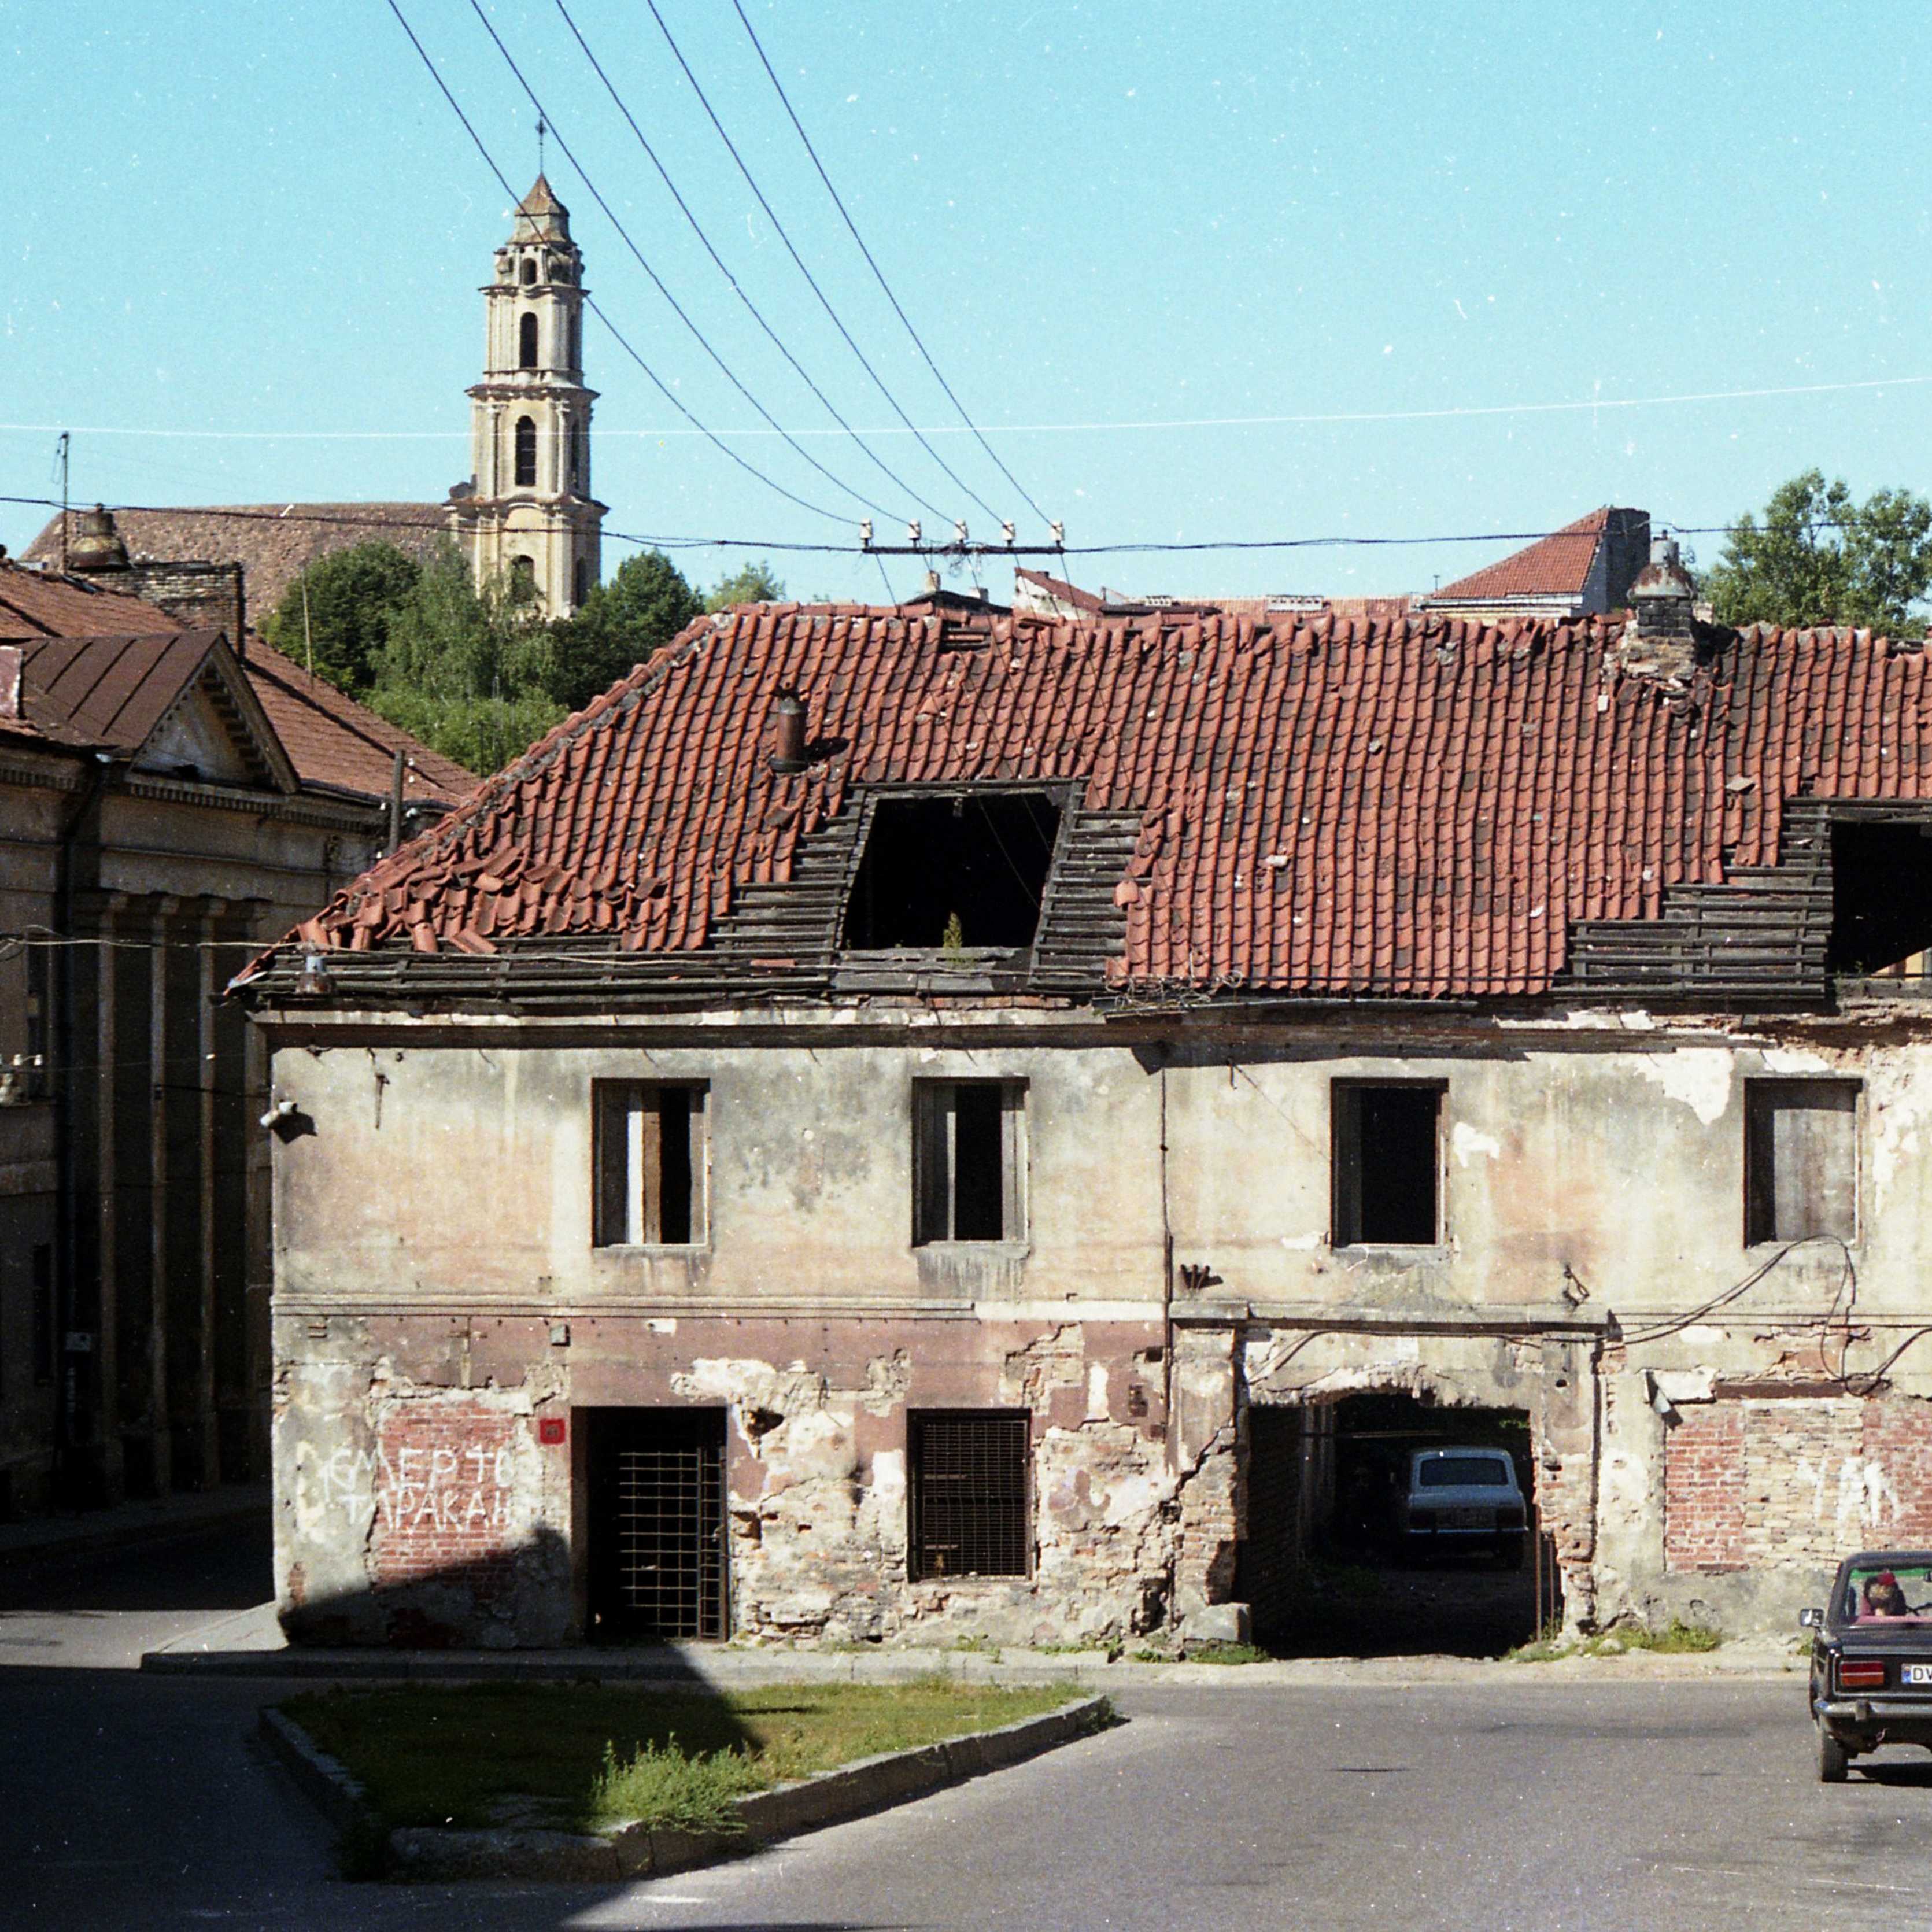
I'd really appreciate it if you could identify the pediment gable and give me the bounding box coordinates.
[133,648,297,793]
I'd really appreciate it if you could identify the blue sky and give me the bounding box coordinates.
[6,0,1929,604]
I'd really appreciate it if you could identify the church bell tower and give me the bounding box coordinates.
[450,176,604,616]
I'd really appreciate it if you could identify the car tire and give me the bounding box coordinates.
[1818,1725,1849,1784]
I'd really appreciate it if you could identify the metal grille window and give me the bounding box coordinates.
[588,1409,726,1640]
[908,1410,1032,1579]
[913,1080,1026,1244]
[1746,1080,1859,1245]
[594,1082,707,1246]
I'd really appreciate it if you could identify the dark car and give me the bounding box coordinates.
[1804,1550,1932,1781]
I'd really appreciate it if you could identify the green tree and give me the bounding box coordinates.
[704,559,786,612]
[365,543,565,774]
[262,540,422,693]
[1702,470,1932,633]
[549,549,703,711]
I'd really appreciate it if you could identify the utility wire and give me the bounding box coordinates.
[531,1,948,526]
[620,0,1011,530]
[383,0,849,528]
[730,0,1052,529]
[460,2,905,527]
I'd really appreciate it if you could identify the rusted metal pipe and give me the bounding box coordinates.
[769,688,808,774]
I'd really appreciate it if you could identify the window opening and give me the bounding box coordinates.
[1745,1079,1858,1244]
[595,1081,705,1245]
[508,555,538,604]
[1830,822,1932,977]
[586,1408,727,1639]
[913,1080,1025,1244]
[574,556,588,607]
[844,791,1059,950]
[570,308,582,368]
[520,257,537,286]
[519,311,540,368]
[1332,1082,1443,1246]
[513,415,537,488]
[908,1410,1030,1579]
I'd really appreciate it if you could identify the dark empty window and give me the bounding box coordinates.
[574,556,588,607]
[509,554,537,603]
[520,257,537,285]
[519,312,540,368]
[845,792,1059,950]
[570,308,582,368]
[594,1083,706,1245]
[1830,822,1932,976]
[1746,1080,1858,1245]
[1332,1082,1443,1246]
[914,1080,1025,1243]
[909,1410,1030,1579]
[514,415,537,487]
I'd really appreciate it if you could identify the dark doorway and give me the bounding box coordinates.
[844,791,1060,951]
[1830,821,1932,975]
[1256,1389,1545,1658]
[586,1408,727,1641]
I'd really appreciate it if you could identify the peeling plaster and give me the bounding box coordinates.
[1635,1049,1733,1125]
[1450,1122,1502,1167]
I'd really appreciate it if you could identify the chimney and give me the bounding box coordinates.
[1621,534,1700,678]
[68,504,129,573]
[0,645,20,719]
[769,688,808,774]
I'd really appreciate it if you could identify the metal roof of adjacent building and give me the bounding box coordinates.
[264,601,1932,1002]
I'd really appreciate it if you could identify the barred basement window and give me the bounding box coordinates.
[1332,1080,1445,1246]
[908,1410,1031,1579]
[594,1083,707,1246]
[1745,1080,1859,1245]
[913,1080,1026,1244]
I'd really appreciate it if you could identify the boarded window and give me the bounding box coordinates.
[514,415,537,487]
[1332,1082,1443,1246]
[908,1410,1030,1579]
[594,1083,707,1245]
[845,792,1059,950]
[913,1080,1026,1244]
[519,311,540,368]
[1745,1080,1858,1244]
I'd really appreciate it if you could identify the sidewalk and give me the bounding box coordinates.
[1,1482,268,1567]
[142,1604,1807,1687]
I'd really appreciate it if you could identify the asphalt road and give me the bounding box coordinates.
[7,1526,1932,1930]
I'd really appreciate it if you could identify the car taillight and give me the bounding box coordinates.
[1838,1660,1887,1691]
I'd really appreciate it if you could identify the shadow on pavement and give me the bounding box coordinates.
[0,1514,272,1617]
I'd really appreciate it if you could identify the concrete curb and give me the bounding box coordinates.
[264,1693,1110,1883]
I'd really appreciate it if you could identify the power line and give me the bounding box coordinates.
[618,0,1019,533]
[459,1,910,527]
[529,1,950,526]
[382,0,849,529]
[730,0,1052,529]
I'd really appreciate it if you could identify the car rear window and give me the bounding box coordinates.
[1842,1563,1932,1623]
[1417,1456,1510,1487]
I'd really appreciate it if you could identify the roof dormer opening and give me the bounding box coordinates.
[1830,819,1932,978]
[844,789,1060,951]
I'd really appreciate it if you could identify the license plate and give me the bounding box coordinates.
[1444,1508,1489,1528]
[1904,1665,1932,1686]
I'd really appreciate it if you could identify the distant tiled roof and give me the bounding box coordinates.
[1428,509,1612,605]
[246,644,474,808]
[1014,567,1104,614]
[269,604,1932,999]
[5,629,256,759]
[0,562,178,640]
[22,504,450,618]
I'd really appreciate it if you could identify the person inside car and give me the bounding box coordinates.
[1861,1571,1912,1619]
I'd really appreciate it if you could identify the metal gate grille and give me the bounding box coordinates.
[910,1410,1030,1580]
[590,1410,726,1640]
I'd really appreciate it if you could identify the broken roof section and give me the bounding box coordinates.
[254,600,1932,1003]
[1419,507,1650,619]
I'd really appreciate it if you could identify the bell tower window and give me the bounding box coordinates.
[510,555,538,604]
[514,416,537,488]
[520,257,537,286]
[519,312,540,369]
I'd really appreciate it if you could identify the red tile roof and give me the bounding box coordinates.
[276,605,1932,999]
[1429,508,1609,604]
[245,645,475,808]
[0,563,180,640]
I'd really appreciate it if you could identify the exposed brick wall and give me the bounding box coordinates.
[368,1406,521,1594]
[1665,1396,1932,1573]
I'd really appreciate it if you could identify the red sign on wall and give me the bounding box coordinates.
[538,1417,567,1446]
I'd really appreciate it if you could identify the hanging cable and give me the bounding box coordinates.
[383,0,850,527]
[728,0,1052,530]
[461,2,910,526]
[514,3,947,525]
[609,0,1014,529]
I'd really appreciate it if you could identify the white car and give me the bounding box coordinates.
[1397,1446,1528,1567]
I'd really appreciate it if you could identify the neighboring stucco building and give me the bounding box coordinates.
[0,559,472,1514]
[239,544,1932,1649]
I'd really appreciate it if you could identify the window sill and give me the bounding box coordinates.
[913,1239,1032,1257]
[1332,1242,1450,1257]
[593,1242,711,1256]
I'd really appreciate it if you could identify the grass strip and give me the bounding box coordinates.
[283,1678,1081,1835]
